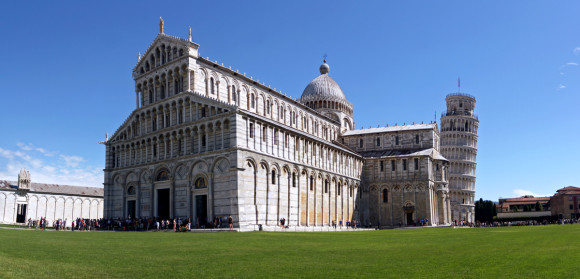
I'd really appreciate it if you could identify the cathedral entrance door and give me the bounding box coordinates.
[406,212,413,225]
[16,204,27,223]
[127,200,136,219]
[195,195,208,227]
[157,189,170,219]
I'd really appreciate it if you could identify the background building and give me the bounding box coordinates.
[550,186,580,219]
[0,170,104,225]
[342,124,450,227]
[496,196,551,219]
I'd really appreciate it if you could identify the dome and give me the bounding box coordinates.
[300,61,348,103]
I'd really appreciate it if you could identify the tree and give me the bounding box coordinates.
[475,198,497,223]
[535,201,543,211]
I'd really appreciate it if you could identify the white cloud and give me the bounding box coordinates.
[0,148,15,159]
[574,47,580,56]
[60,155,84,168]
[558,84,566,90]
[513,189,551,197]
[17,142,56,156]
[559,62,578,71]
[0,144,103,187]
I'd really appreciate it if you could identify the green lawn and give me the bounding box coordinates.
[0,225,578,278]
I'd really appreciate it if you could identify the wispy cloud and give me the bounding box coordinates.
[60,155,84,168]
[559,62,578,70]
[558,84,566,90]
[513,189,551,198]
[574,47,580,56]
[0,143,103,187]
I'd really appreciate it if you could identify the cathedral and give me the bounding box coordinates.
[103,20,478,231]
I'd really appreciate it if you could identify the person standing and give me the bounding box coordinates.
[228,215,233,230]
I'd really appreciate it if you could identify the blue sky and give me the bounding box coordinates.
[0,1,578,200]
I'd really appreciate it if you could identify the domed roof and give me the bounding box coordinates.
[300,61,348,103]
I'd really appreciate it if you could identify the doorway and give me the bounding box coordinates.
[127,200,136,219]
[157,189,170,219]
[406,212,413,225]
[195,195,208,227]
[16,204,27,223]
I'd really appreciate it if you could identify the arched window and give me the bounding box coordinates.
[127,186,136,195]
[271,170,276,184]
[251,94,255,108]
[231,85,237,104]
[210,77,215,94]
[359,139,363,148]
[376,137,380,146]
[266,100,270,114]
[201,134,206,147]
[292,173,296,187]
[395,136,400,145]
[156,170,169,181]
[195,177,207,188]
[324,180,329,193]
[280,106,284,120]
[337,183,341,195]
[383,189,388,203]
[310,176,314,191]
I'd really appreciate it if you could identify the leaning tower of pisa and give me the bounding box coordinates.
[440,93,479,223]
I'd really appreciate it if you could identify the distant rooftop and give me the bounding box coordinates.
[357,147,447,161]
[343,123,436,136]
[0,180,103,197]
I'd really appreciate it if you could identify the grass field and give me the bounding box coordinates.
[0,225,578,278]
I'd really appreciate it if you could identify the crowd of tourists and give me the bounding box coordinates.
[21,216,579,231]
[23,215,236,232]
[459,218,580,228]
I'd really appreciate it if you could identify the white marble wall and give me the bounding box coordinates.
[0,191,103,225]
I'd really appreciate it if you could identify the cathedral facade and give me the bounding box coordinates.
[103,22,476,231]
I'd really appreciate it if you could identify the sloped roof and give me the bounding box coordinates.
[556,186,579,193]
[357,147,448,161]
[497,197,551,209]
[0,180,103,197]
[342,123,436,136]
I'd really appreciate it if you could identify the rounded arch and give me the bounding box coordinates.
[193,174,209,189]
[153,165,171,181]
[270,162,281,173]
[190,160,210,175]
[126,172,139,183]
[245,157,258,170]
[259,160,270,172]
